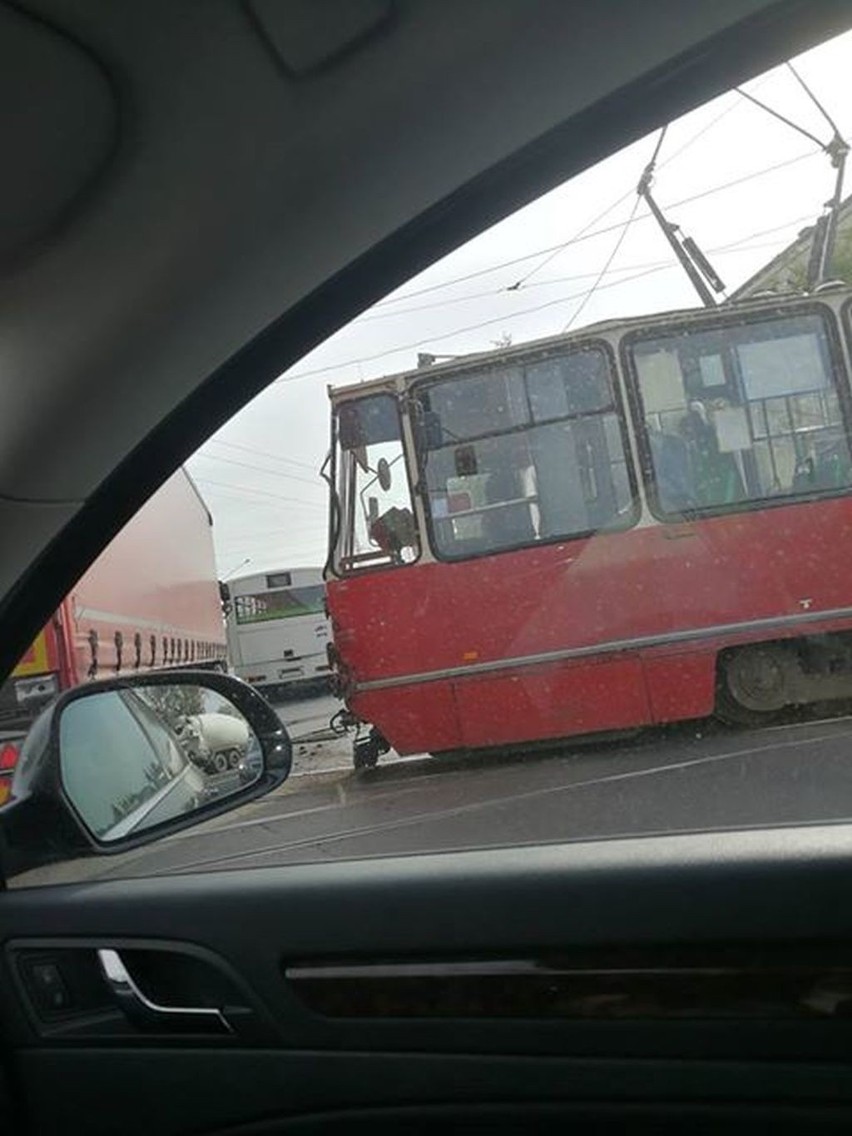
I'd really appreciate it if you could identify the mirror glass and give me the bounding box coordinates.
[58,684,263,843]
[376,457,392,492]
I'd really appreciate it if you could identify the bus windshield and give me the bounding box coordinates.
[234,585,325,624]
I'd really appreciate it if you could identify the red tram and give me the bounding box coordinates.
[325,290,852,767]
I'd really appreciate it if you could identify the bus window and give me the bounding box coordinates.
[334,393,419,573]
[413,346,635,559]
[630,312,852,517]
[234,586,325,624]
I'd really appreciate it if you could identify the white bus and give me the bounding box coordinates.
[224,568,331,696]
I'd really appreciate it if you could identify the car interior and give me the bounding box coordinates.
[5,1,852,1133]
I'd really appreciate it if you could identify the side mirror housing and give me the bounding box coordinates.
[0,670,291,876]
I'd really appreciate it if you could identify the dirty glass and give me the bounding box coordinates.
[632,312,852,514]
[235,586,325,624]
[414,348,634,558]
[8,27,852,890]
[334,393,419,572]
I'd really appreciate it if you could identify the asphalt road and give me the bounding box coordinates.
[18,695,852,887]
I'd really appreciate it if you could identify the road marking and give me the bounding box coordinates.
[162,724,852,873]
[167,761,439,839]
[751,713,852,734]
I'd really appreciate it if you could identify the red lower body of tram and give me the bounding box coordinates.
[326,495,852,756]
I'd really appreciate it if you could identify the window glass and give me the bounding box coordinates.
[235,586,325,624]
[527,351,613,420]
[415,347,634,558]
[632,314,852,514]
[59,692,182,839]
[11,27,852,892]
[334,393,419,572]
[420,367,527,442]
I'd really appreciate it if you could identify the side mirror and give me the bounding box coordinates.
[0,670,291,874]
[376,457,392,492]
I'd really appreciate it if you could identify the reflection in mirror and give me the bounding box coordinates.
[377,457,392,492]
[59,684,263,843]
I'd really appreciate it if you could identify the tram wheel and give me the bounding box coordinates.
[716,644,789,727]
[353,739,379,772]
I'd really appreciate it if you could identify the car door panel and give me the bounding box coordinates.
[5,828,852,1133]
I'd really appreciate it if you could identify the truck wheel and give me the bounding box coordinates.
[227,749,242,770]
[716,645,789,727]
[212,751,229,774]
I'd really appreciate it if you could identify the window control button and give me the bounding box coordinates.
[28,962,72,1013]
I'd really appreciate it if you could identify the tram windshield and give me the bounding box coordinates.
[334,393,419,572]
[412,346,635,559]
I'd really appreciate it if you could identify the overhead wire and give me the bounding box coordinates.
[464,122,666,293]
[211,226,793,543]
[374,84,765,308]
[191,451,324,490]
[506,187,634,292]
[344,147,814,316]
[218,529,331,555]
[664,149,815,208]
[212,200,803,556]
[217,531,331,557]
[204,437,319,473]
[273,150,820,387]
[272,253,761,392]
[213,64,843,563]
[358,216,814,322]
[561,127,666,332]
[193,477,326,509]
[562,193,642,333]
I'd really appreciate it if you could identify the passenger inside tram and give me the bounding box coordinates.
[677,401,746,509]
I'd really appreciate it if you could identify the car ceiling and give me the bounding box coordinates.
[0,0,849,673]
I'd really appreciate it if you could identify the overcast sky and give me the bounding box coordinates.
[188,27,852,581]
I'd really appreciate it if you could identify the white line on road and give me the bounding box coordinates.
[163,724,852,873]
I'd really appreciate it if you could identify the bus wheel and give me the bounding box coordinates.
[716,645,789,727]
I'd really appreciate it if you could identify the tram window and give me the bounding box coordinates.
[414,346,635,559]
[527,351,612,420]
[419,366,527,443]
[631,313,852,516]
[334,393,419,573]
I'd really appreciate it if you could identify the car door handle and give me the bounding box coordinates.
[97,948,232,1034]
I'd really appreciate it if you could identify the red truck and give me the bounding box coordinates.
[0,468,227,780]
